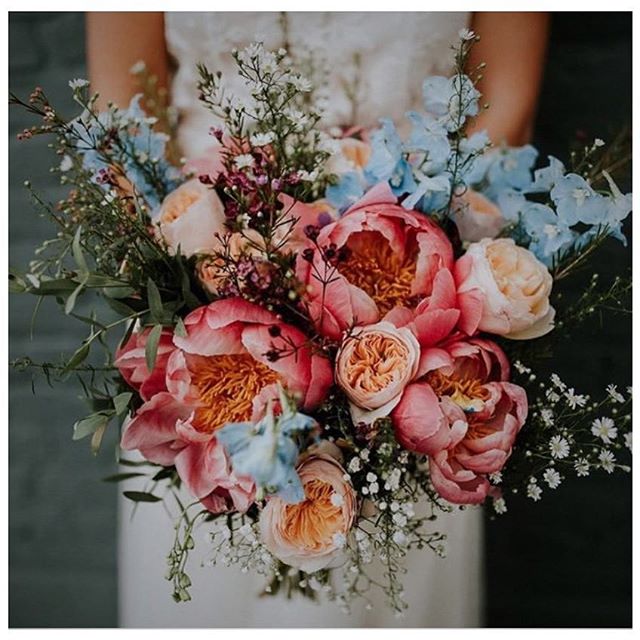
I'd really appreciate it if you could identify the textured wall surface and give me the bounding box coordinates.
[9,12,118,628]
[8,11,632,629]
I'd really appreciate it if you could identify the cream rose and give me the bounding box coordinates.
[259,451,356,572]
[455,238,555,340]
[154,178,226,257]
[336,321,420,425]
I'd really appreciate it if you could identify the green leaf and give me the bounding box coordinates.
[113,392,133,416]
[102,472,147,483]
[145,324,163,372]
[32,278,78,295]
[72,412,111,441]
[147,278,163,323]
[104,296,139,318]
[174,316,187,338]
[152,467,176,482]
[65,275,89,315]
[72,226,89,273]
[62,342,91,374]
[123,490,162,503]
[91,420,108,455]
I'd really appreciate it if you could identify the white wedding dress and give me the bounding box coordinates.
[118,11,484,628]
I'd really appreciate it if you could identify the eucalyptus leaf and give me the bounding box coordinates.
[72,412,111,441]
[91,420,108,455]
[123,490,162,503]
[113,392,133,416]
[102,472,146,483]
[145,324,164,372]
[72,226,89,273]
[147,278,164,323]
[174,316,187,338]
[62,342,91,374]
[64,275,89,315]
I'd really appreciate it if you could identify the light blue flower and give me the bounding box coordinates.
[326,172,365,213]
[216,390,317,504]
[423,74,480,132]
[550,173,608,226]
[403,111,450,175]
[484,145,538,198]
[522,202,576,262]
[525,155,565,194]
[364,118,403,183]
[403,173,451,213]
[459,130,491,184]
[496,189,527,223]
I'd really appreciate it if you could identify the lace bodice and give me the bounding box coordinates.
[165,12,470,158]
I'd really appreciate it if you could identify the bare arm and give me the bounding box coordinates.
[468,12,550,146]
[86,12,169,109]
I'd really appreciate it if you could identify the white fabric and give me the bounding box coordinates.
[119,11,484,628]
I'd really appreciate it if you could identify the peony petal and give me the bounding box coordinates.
[392,383,450,455]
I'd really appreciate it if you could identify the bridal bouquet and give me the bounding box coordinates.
[10,35,632,613]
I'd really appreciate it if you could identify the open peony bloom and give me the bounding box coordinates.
[115,325,175,401]
[120,298,333,513]
[296,183,455,339]
[154,178,226,257]
[259,449,356,572]
[455,238,555,340]
[392,338,527,504]
[336,321,420,425]
[454,189,506,243]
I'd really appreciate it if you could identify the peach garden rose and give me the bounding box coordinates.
[154,178,226,257]
[455,238,555,340]
[259,448,357,572]
[336,321,420,425]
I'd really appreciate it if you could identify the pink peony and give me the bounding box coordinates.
[296,183,456,339]
[259,449,356,572]
[115,326,175,401]
[392,338,527,504]
[120,297,333,513]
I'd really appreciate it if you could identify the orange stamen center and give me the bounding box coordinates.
[425,369,490,415]
[189,354,279,433]
[339,231,418,314]
[282,479,343,550]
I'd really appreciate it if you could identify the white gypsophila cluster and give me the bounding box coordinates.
[208,518,276,579]
[526,478,542,502]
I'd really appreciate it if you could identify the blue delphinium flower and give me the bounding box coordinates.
[326,171,365,213]
[364,118,416,196]
[550,173,608,226]
[525,155,566,194]
[216,388,316,503]
[70,95,182,210]
[403,173,451,213]
[483,145,538,199]
[404,111,450,175]
[522,202,576,264]
[422,74,480,132]
[458,130,491,184]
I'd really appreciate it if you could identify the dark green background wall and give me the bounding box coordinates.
[9,12,118,628]
[8,11,631,628]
